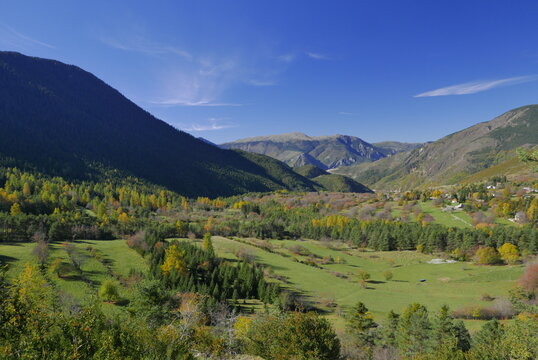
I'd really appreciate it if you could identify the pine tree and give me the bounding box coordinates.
[381,310,400,347]
[467,319,505,359]
[346,301,377,350]
[397,303,432,357]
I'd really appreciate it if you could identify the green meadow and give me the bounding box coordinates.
[1,236,524,331]
[210,236,524,331]
[0,239,146,315]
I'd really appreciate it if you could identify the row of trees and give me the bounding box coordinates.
[204,200,538,254]
[342,300,538,360]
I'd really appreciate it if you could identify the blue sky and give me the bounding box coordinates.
[2,1,538,144]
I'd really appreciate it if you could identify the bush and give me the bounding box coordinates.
[473,247,502,265]
[288,244,311,256]
[245,312,340,360]
[99,280,120,302]
[519,262,538,294]
[235,248,255,263]
[452,299,515,320]
[357,270,371,281]
[383,270,393,281]
[357,270,371,288]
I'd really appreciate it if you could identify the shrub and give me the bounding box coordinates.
[126,231,148,254]
[383,270,393,281]
[288,244,311,256]
[357,270,371,288]
[235,248,255,263]
[452,248,470,261]
[519,262,538,294]
[245,312,341,360]
[452,299,515,320]
[99,280,120,302]
[49,258,68,277]
[473,247,502,265]
[357,270,371,282]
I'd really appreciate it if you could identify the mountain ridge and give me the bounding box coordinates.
[333,105,538,189]
[0,51,372,197]
[221,133,421,170]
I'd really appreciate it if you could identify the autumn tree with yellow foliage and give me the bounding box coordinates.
[161,244,187,276]
[498,243,520,265]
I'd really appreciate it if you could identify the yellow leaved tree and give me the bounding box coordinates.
[161,244,187,276]
[498,242,519,265]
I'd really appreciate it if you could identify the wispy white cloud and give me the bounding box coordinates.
[182,118,236,131]
[149,57,246,106]
[152,99,241,107]
[0,23,55,49]
[99,35,191,59]
[98,28,322,106]
[306,52,329,60]
[246,79,277,87]
[414,75,538,97]
[277,53,296,63]
[339,111,352,115]
[99,32,244,106]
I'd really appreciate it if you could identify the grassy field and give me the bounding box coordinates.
[0,239,146,315]
[419,201,473,227]
[383,200,514,228]
[1,237,524,332]
[210,236,524,331]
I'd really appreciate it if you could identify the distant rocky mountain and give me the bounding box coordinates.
[334,105,538,189]
[221,133,415,170]
[372,141,424,156]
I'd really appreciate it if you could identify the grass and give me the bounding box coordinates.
[420,202,473,228]
[0,242,36,277]
[1,237,524,333]
[210,236,524,332]
[383,200,515,228]
[0,239,147,315]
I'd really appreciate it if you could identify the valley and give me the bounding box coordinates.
[1,50,537,359]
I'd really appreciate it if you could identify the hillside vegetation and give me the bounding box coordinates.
[293,165,373,192]
[335,105,538,189]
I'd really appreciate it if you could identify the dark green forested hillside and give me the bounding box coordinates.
[0,51,362,197]
[294,165,372,192]
[294,164,329,178]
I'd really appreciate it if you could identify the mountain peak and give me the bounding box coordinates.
[222,132,390,169]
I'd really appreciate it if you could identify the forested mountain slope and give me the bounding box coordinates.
[0,51,347,197]
[293,165,372,193]
[334,105,538,189]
